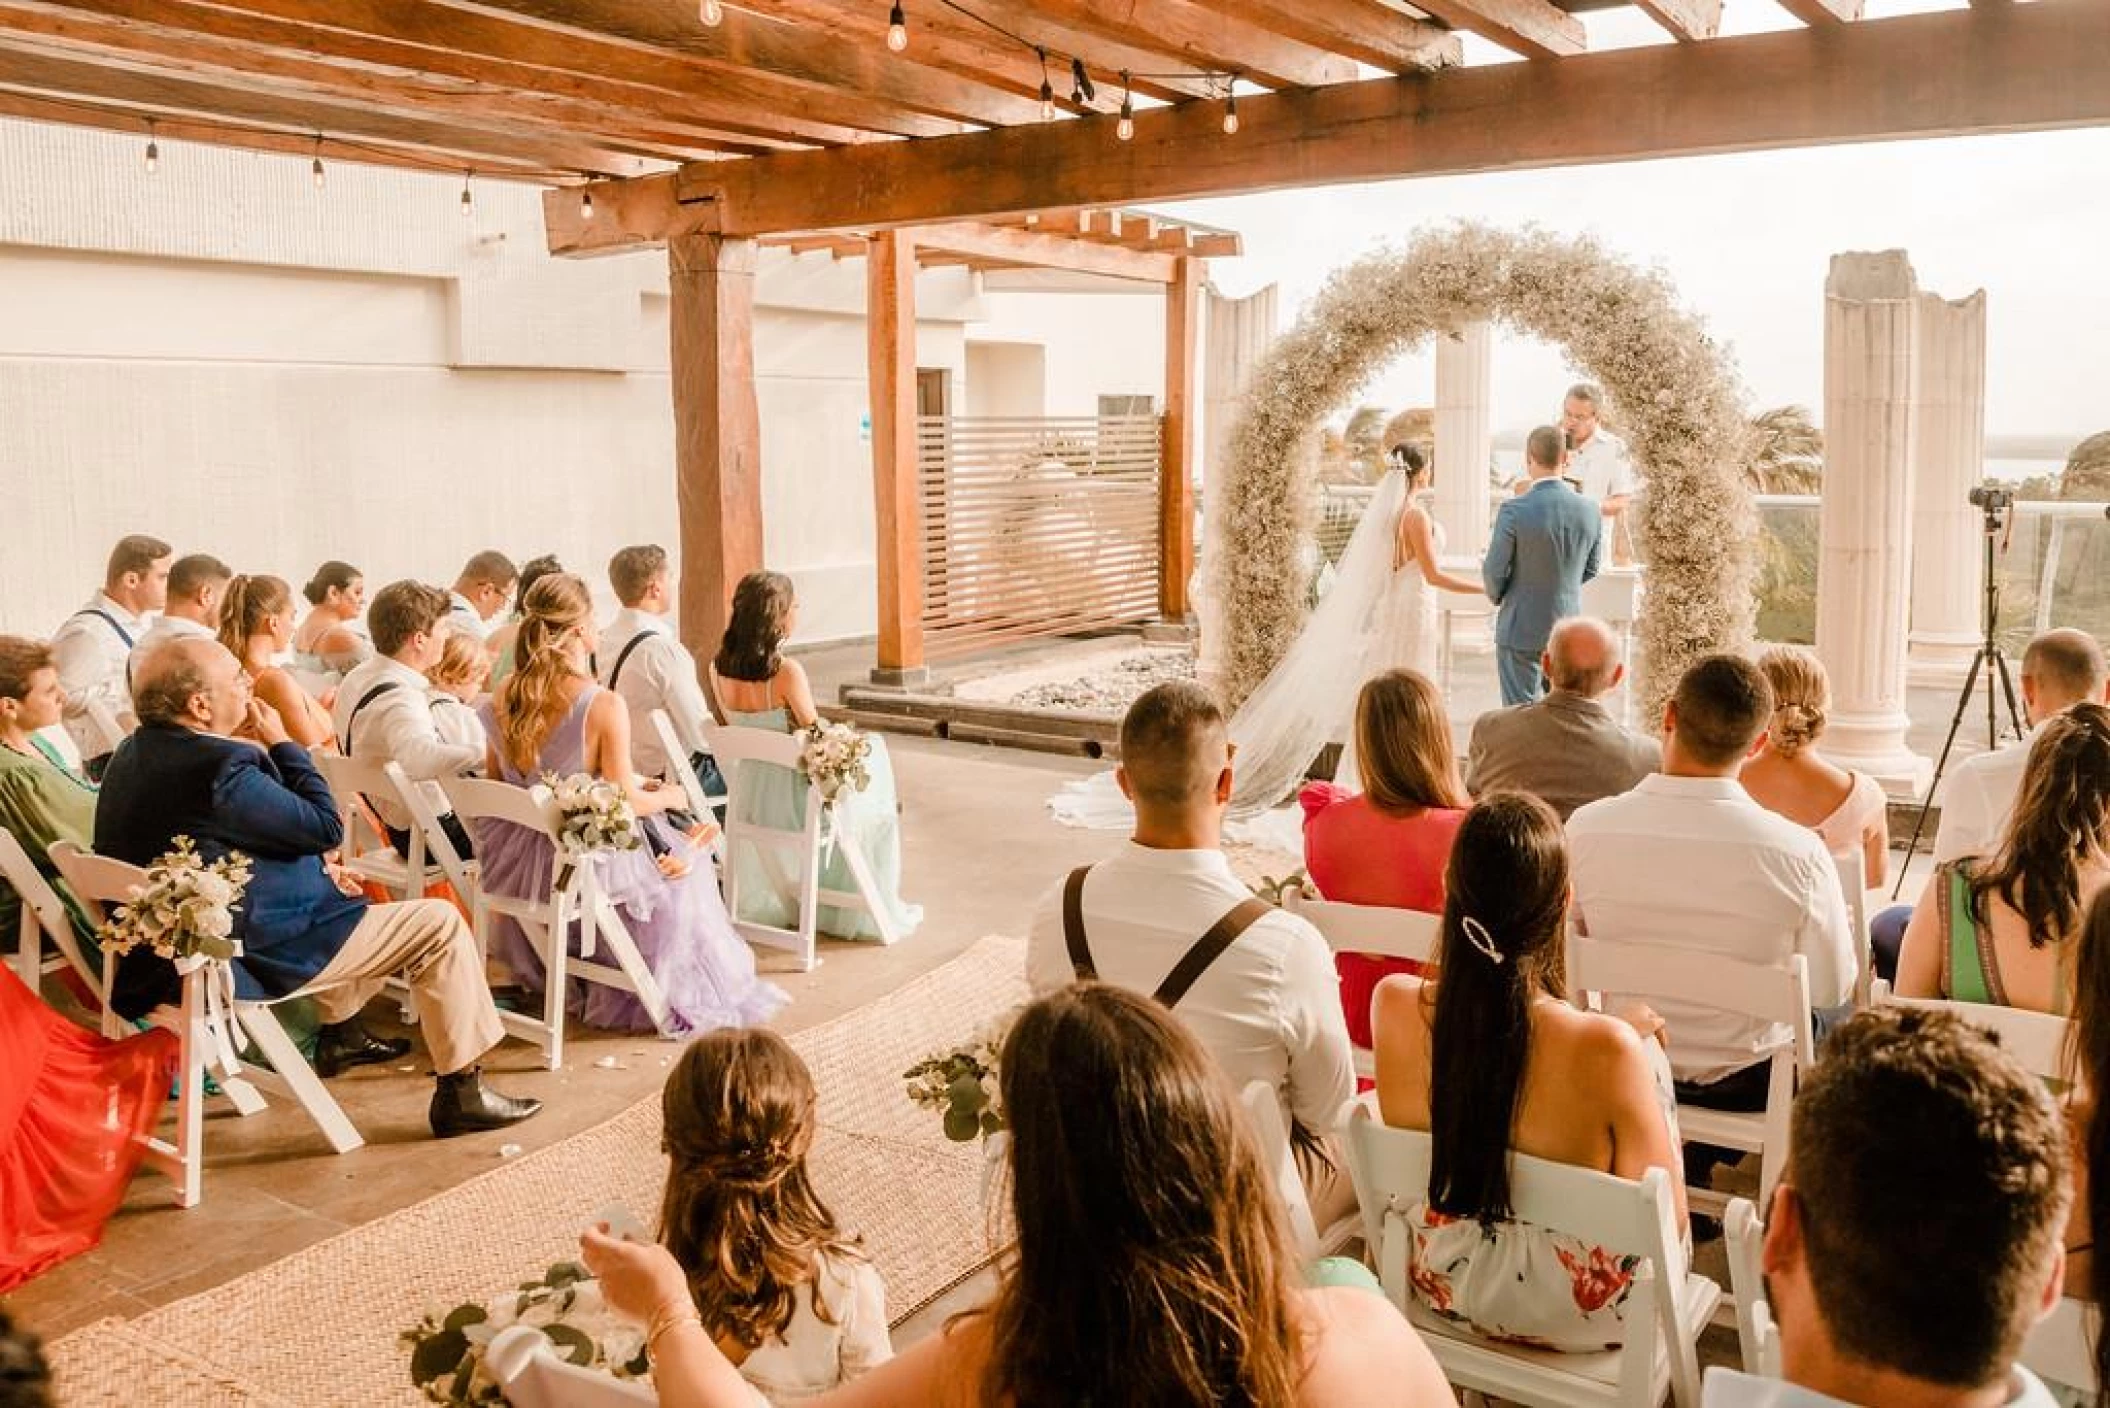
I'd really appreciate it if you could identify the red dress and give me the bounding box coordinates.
[0,964,178,1292]
[1299,782,1465,1049]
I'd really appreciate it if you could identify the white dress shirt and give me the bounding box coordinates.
[1569,426,1637,505]
[1933,723,2040,864]
[330,655,483,830]
[596,607,713,779]
[126,613,214,685]
[447,592,493,643]
[50,591,148,757]
[1703,1366,2057,1407]
[1567,774,1856,1083]
[1027,843,1355,1133]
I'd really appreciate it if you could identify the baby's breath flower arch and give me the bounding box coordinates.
[1214,224,1757,722]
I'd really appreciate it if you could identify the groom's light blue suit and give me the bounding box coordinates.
[1482,477,1604,706]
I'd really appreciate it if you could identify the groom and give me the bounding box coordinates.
[1484,425,1604,706]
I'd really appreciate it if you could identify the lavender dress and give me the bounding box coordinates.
[475,689,787,1034]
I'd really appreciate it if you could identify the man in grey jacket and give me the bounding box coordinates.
[1468,616,1659,818]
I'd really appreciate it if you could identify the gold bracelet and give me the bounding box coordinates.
[645,1303,703,1363]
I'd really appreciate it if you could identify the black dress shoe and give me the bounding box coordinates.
[314,1019,414,1078]
[429,1068,543,1139]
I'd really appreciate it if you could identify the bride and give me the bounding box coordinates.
[1052,447,1482,829]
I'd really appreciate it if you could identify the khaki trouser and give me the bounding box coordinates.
[297,898,504,1075]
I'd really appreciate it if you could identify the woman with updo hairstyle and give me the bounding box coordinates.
[1371,790,1686,1350]
[217,574,335,748]
[650,1029,890,1399]
[292,561,371,676]
[1897,703,2110,1015]
[1740,645,1888,889]
[473,573,785,1034]
[484,553,565,691]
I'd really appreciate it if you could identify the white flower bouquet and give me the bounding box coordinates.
[798,720,873,808]
[404,1261,644,1405]
[96,835,250,965]
[903,1011,1015,1143]
[545,773,642,856]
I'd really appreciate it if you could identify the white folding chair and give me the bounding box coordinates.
[313,749,447,904]
[1832,853,1873,1007]
[1724,1197,1780,1378]
[2,827,103,1008]
[389,759,480,905]
[1871,979,2070,1083]
[713,723,903,973]
[2021,1296,2099,1396]
[1282,892,1440,1079]
[47,840,363,1209]
[1568,935,1814,1215]
[440,774,674,1069]
[1241,1079,1324,1261]
[487,1325,656,1407]
[651,708,726,861]
[1344,1103,1717,1407]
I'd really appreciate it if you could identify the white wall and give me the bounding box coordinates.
[0,119,982,646]
[964,341,1047,418]
[969,286,1166,417]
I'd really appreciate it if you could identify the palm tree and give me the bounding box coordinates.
[1747,404,1823,495]
[1342,405,1390,483]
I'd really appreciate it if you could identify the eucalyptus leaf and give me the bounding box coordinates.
[942,1103,980,1142]
[543,1322,596,1366]
[409,1328,468,1385]
[443,1303,489,1332]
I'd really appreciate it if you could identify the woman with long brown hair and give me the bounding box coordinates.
[1372,791,1685,1349]
[1299,668,1469,1047]
[585,983,1453,1407]
[474,573,785,1034]
[1896,703,2110,1013]
[218,574,335,748]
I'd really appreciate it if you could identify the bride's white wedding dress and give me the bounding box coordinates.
[1051,469,1449,830]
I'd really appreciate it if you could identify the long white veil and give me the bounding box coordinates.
[1049,469,1408,829]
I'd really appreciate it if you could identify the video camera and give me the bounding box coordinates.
[1968,483,2014,513]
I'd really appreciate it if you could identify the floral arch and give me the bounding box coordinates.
[1213,224,1757,722]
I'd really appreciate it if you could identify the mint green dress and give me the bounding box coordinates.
[724,701,921,942]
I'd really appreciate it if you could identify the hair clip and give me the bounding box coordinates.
[1461,916,1505,965]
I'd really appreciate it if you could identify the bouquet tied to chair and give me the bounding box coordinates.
[544,773,641,891]
[95,834,250,968]
[797,720,873,809]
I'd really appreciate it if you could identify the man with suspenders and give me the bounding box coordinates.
[1027,683,1354,1180]
[50,533,172,778]
[597,545,727,816]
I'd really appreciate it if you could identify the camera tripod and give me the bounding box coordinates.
[1892,496,2027,897]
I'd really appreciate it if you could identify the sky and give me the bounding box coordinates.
[1152,0,2110,448]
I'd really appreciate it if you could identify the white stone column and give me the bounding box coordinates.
[1815,251,1933,797]
[1196,283,1279,690]
[1907,289,1988,679]
[1432,321,1494,557]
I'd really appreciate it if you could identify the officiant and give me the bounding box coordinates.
[1561,382,1638,565]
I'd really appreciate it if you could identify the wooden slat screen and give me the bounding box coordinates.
[918,414,1163,658]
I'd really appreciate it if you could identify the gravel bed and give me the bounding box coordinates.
[1006,650,1198,715]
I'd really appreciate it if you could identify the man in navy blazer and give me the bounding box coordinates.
[98,638,540,1139]
[1483,425,1605,706]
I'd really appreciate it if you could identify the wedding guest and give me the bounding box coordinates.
[293,561,372,676]
[1466,616,1659,820]
[584,984,1455,1408]
[52,534,170,772]
[1869,629,2109,983]
[332,582,483,862]
[1894,704,2110,1014]
[485,553,563,689]
[99,637,539,1136]
[713,571,918,940]
[0,1307,54,1405]
[445,549,518,645]
[423,629,489,761]
[477,574,786,1033]
[648,1029,891,1399]
[2061,888,2110,1305]
[217,575,335,749]
[1300,669,1467,1048]
[0,637,98,949]
[127,553,232,680]
[601,544,726,810]
[1029,681,1353,1158]
[1704,1007,2068,1407]
[1741,646,1888,891]
[1568,655,1854,1132]
[1374,791,1685,1349]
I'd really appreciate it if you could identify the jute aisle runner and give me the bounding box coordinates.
[49,935,1030,1408]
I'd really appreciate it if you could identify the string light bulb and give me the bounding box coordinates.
[1037,50,1054,122]
[700,0,723,23]
[886,1,907,51]
[1222,88,1239,135]
[459,171,473,217]
[1117,74,1134,141]
[580,185,594,220]
[143,120,159,175]
[311,135,325,191]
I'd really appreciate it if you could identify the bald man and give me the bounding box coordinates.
[96,637,540,1139]
[1467,616,1660,819]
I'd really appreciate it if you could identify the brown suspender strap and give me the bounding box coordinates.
[1061,862,1273,1010]
[1154,897,1272,1009]
[1062,865,1096,981]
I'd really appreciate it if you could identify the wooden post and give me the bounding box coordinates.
[868,229,927,687]
[667,233,765,671]
[1160,255,1202,621]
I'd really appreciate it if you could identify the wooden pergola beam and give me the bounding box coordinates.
[914,222,1179,283]
[971,0,1359,91]
[1184,0,1461,73]
[1773,0,1864,24]
[867,229,926,684]
[1408,0,1586,59]
[626,4,2110,240]
[1630,0,1722,43]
